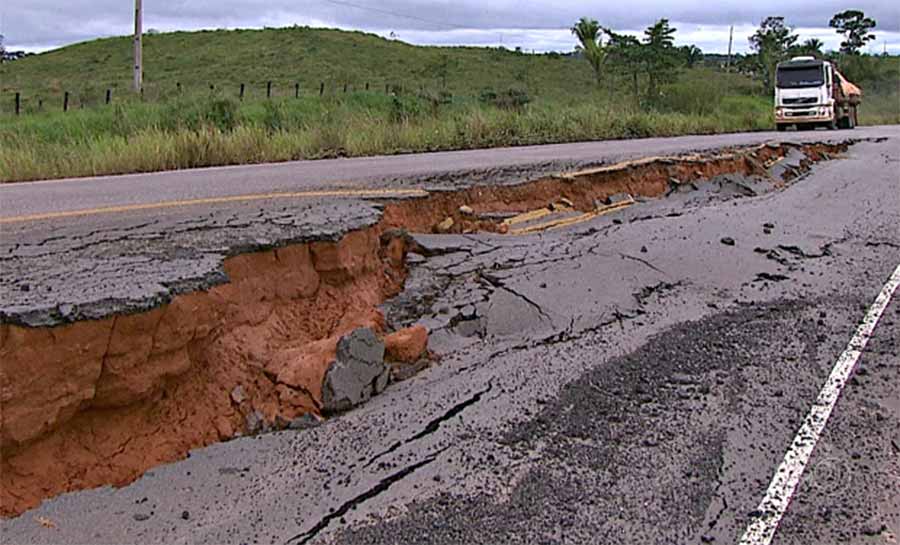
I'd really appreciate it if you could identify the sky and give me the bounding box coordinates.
[2,1,898,55]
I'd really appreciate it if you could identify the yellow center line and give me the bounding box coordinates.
[507,199,635,236]
[0,188,429,225]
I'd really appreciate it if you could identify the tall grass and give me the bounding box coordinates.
[0,88,777,182]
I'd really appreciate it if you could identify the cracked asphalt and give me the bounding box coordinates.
[1,127,899,544]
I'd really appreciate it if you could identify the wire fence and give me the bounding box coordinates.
[0,78,464,117]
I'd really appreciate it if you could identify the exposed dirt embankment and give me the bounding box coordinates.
[0,141,847,517]
[381,143,845,233]
[1,229,413,517]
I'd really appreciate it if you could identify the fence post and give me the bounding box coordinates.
[105,89,112,105]
[343,83,348,93]
[365,82,369,91]
[239,83,245,100]
[15,92,20,116]
[209,84,215,92]
[319,82,324,96]
[176,82,182,94]
[38,99,43,111]
[385,83,390,94]
[63,91,69,112]
[267,81,272,99]
[295,83,300,98]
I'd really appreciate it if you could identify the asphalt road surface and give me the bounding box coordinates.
[1,127,899,545]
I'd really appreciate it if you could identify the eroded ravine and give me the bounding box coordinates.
[0,141,849,517]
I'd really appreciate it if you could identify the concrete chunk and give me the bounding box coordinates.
[321,328,388,414]
[607,192,634,205]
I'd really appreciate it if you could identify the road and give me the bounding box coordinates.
[1,127,899,545]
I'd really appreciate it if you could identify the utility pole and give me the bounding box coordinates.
[726,25,734,71]
[133,0,143,93]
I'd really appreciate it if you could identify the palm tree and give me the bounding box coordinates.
[796,38,825,57]
[571,17,608,84]
[682,45,704,68]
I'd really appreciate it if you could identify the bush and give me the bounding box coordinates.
[159,95,238,132]
[261,100,285,132]
[206,97,238,131]
[479,88,531,111]
[389,95,425,123]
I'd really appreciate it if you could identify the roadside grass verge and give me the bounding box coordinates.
[0,92,777,182]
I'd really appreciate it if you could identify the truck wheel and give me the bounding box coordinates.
[848,107,856,129]
[776,124,788,132]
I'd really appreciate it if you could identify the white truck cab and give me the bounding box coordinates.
[774,56,860,131]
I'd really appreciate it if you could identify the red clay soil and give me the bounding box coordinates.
[0,228,409,517]
[384,325,429,363]
[0,141,844,517]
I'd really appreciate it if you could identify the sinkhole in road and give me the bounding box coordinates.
[0,140,848,517]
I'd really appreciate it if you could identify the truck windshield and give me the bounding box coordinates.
[776,66,825,88]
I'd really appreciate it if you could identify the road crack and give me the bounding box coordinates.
[285,448,448,545]
[364,381,494,469]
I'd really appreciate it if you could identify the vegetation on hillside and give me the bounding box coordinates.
[0,16,897,182]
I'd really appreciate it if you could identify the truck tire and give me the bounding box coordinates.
[838,108,856,130]
[776,124,788,132]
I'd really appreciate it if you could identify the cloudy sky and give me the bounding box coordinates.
[2,1,898,54]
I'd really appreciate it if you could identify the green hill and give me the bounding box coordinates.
[1,26,592,105]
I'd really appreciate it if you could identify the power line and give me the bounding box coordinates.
[318,0,470,30]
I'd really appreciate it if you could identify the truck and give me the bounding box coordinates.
[774,56,862,131]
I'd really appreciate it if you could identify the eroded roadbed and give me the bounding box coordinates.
[1,136,899,545]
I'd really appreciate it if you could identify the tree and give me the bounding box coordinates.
[829,10,876,54]
[680,45,704,68]
[605,30,644,99]
[749,17,798,93]
[642,19,680,98]
[792,38,824,57]
[571,17,608,84]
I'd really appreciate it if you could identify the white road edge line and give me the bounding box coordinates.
[738,263,900,545]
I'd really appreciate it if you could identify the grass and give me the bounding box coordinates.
[1,27,898,182]
[0,86,778,181]
[1,26,592,109]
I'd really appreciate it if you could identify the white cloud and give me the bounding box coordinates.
[2,1,897,54]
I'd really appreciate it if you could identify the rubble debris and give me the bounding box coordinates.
[434,217,455,233]
[860,521,886,536]
[245,410,266,435]
[230,385,246,404]
[458,205,474,216]
[288,414,322,431]
[721,237,736,246]
[384,325,429,363]
[321,329,389,414]
[755,272,790,282]
[34,516,55,529]
[607,192,634,205]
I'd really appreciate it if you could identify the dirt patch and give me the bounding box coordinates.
[0,141,846,517]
